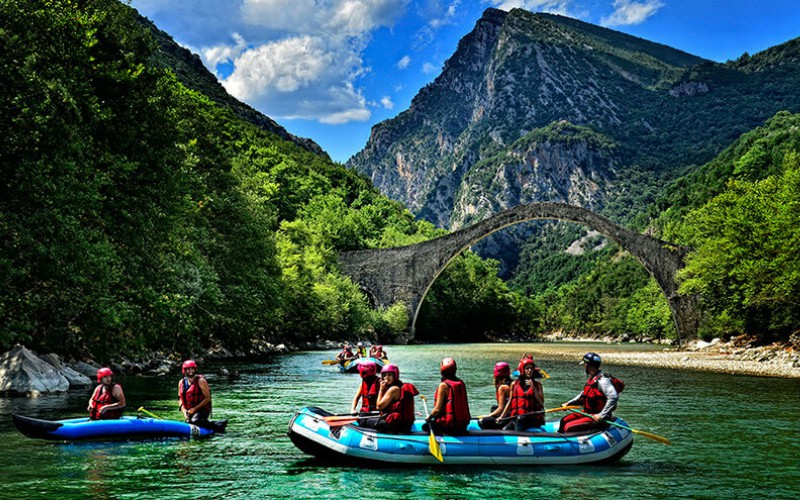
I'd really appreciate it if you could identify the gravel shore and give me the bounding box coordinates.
[533,336,800,379]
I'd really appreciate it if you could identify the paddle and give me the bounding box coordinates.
[420,395,444,462]
[512,368,551,379]
[323,412,380,423]
[321,359,340,365]
[137,407,164,420]
[324,414,382,428]
[568,409,672,445]
[495,405,580,424]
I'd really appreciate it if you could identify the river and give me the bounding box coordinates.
[1,343,798,499]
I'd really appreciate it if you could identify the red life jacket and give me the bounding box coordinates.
[433,378,470,431]
[383,381,419,432]
[580,372,622,413]
[360,376,380,413]
[90,384,123,420]
[509,379,543,417]
[179,375,211,418]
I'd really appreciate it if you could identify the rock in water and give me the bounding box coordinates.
[39,353,93,388]
[0,346,70,395]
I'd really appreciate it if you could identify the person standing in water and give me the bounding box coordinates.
[178,359,212,426]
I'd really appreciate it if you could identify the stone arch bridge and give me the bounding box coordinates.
[338,202,698,345]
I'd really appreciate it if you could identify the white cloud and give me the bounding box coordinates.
[485,0,575,16]
[202,33,247,69]
[422,62,437,74]
[428,0,460,28]
[241,0,409,36]
[135,1,411,124]
[380,96,395,109]
[223,35,371,123]
[397,55,412,69]
[601,0,664,26]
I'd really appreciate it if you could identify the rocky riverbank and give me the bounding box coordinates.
[537,332,800,379]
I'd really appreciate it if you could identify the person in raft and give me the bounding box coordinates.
[359,364,419,433]
[355,341,368,358]
[351,361,380,414]
[369,344,389,362]
[178,359,212,426]
[88,367,126,420]
[477,361,513,429]
[498,357,544,431]
[336,343,356,363]
[558,352,618,433]
[424,357,471,435]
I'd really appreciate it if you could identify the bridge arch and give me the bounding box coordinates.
[339,202,698,345]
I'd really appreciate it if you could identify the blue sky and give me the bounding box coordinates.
[131,1,800,163]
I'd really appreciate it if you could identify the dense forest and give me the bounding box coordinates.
[1,1,797,361]
[0,0,520,359]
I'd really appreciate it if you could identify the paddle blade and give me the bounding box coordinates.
[326,418,358,428]
[429,432,444,462]
[633,429,672,446]
[321,360,339,365]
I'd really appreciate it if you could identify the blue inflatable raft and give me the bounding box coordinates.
[12,414,227,441]
[338,356,386,373]
[288,407,633,465]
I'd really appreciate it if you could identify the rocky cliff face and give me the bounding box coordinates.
[348,8,800,235]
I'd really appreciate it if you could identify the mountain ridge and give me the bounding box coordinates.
[348,7,800,236]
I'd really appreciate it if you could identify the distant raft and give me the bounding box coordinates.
[288,407,633,466]
[338,356,387,373]
[12,414,227,441]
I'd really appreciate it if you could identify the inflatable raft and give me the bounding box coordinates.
[12,414,227,441]
[339,356,386,373]
[288,407,633,465]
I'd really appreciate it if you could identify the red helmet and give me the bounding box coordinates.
[96,367,113,382]
[518,354,537,372]
[440,357,457,374]
[358,361,377,378]
[381,363,399,378]
[376,345,383,352]
[493,361,510,377]
[182,359,198,374]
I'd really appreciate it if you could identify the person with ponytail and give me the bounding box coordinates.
[478,362,512,429]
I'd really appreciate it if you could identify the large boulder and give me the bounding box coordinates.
[0,346,70,396]
[71,360,101,379]
[39,353,92,388]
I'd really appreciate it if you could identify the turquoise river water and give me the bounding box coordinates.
[1,343,798,499]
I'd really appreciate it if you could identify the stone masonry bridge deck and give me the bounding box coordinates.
[338,202,698,345]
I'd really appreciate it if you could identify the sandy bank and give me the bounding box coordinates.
[530,336,800,379]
